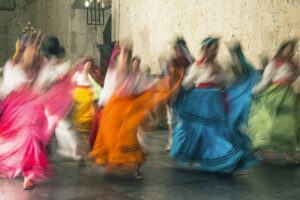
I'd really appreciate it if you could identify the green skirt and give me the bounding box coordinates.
[248,85,300,151]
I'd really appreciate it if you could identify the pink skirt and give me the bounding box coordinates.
[0,89,51,180]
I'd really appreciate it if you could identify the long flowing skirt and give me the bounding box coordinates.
[248,85,299,151]
[0,68,78,180]
[171,88,257,173]
[90,80,177,171]
[227,45,259,129]
[170,46,259,173]
[0,90,51,180]
[55,119,82,160]
[42,71,81,160]
[72,86,96,133]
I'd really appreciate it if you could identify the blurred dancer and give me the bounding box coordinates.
[171,37,258,173]
[0,33,51,190]
[72,59,98,134]
[130,56,147,149]
[165,37,193,150]
[35,36,84,161]
[89,42,121,148]
[97,42,122,108]
[72,59,100,159]
[248,40,300,164]
[90,43,183,179]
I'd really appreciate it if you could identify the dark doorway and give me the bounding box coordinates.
[97,15,115,76]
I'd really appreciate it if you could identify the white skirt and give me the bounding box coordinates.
[55,119,82,161]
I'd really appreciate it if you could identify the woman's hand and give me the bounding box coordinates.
[20,32,43,71]
[83,61,92,75]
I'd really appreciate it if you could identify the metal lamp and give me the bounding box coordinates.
[84,0,105,28]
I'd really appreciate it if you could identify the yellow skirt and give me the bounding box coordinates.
[72,86,96,133]
[89,77,182,171]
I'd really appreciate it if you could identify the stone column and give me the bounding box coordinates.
[111,0,120,41]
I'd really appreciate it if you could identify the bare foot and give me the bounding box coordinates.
[23,177,34,190]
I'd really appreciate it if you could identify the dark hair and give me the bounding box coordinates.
[83,57,95,65]
[131,56,141,72]
[42,36,66,59]
[131,56,141,64]
[201,37,219,50]
[274,39,297,60]
[174,37,187,48]
[124,48,133,68]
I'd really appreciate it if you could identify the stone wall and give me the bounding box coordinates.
[0,0,111,66]
[0,11,13,66]
[112,0,300,73]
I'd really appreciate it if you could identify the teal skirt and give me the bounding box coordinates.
[248,85,300,151]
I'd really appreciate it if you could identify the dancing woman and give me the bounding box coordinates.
[35,36,85,161]
[71,59,101,160]
[248,40,300,164]
[0,33,50,190]
[72,59,99,134]
[88,43,121,148]
[0,33,88,189]
[171,37,258,173]
[165,37,193,150]
[90,44,183,179]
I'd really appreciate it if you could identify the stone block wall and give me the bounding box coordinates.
[112,0,300,73]
[0,0,111,66]
[0,11,13,66]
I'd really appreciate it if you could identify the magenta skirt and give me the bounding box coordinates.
[0,89,51,180]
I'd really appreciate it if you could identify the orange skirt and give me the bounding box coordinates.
[89,78,181,171]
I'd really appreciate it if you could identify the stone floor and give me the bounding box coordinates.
[0,130,300,200]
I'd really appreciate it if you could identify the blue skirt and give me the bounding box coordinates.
[171,47,259,173]
[171,88,257,173]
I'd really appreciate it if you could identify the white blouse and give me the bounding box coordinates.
[117,71,154,97]
[0,60,28,98]
[252,61,299,94]
[35,57,71,91]
[182,62,226,90]
[72,71,92,87]
[98,67,125,107]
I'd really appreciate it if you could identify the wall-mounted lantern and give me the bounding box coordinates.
[84,0,105,28]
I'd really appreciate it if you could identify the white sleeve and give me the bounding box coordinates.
[35,59,55,89]
[35,65,53,90]
[98,86,112,107]
[72,71,79,84]
[252,62,276,94]
[97,67,127,107]
[55,61,72,77]
[182,63,198,90]
[35,60,71,90]
[98,93,105,107]
[98,68,115,107]
[0,60,27,98]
